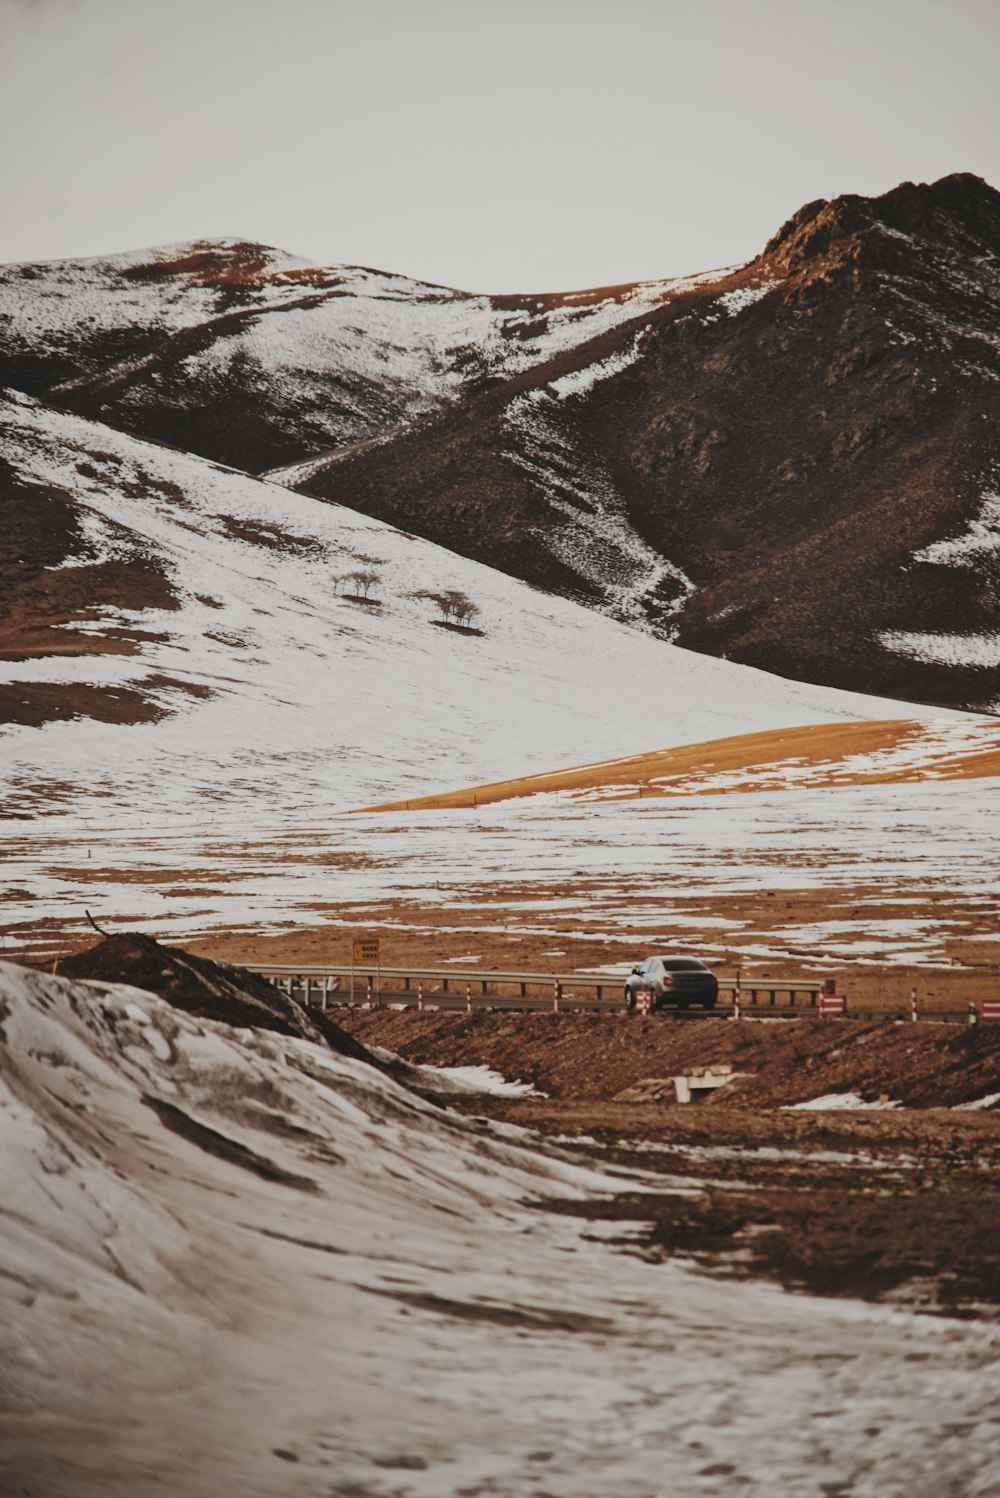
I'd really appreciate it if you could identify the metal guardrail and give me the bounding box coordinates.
[252,964,987,1024]
[252,963,823,1013]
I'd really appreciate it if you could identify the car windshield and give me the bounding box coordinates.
[659,958,707,971]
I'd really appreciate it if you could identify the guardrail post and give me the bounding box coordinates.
[911,987,918,1023]
[366,975,373,1009]
[733,971,741,1022]
[418,982,424,1011]
[466,982,472,1013]
[553,980,561,1012]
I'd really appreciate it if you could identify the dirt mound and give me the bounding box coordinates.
[59,932,377,1065]
[338,1008,1000,1109]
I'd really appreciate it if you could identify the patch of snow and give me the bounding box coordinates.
[716,281,779,315]
[787,1093,902,1111]
[7,777,1000,967]
[879,489,1000,670]
[879,629,1000,669]
[914,490,1000,568]
[2,243,742,477]
[549,329,648,399]
[414,1063,542,1097]
[504,386,695,630]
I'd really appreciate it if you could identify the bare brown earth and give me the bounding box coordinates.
[357,718,1000,811]
[0,457,190,726]
[338,1007,1000,1316]
[338,1008,1000,1109]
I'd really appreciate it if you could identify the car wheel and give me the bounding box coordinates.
[625,988,636,1012]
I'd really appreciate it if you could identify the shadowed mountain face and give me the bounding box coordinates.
[2,174,999,710]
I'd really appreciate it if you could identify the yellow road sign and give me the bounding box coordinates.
[353,939,380,964]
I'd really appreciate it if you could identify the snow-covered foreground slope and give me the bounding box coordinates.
[3,962,999,1498]
[0,390,934,828]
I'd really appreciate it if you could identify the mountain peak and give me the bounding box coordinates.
[762,171,1000,274]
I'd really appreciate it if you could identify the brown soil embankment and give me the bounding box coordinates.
[338,1008,1000,1109]
[340,1007,1000,1316]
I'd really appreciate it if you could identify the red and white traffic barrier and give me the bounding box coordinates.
[910,987,917,1023]
[366,975,373,1008]
[635,988,654,1015]
[733,975,741,1022]
[417,982,424,1011]
[820,993,847,1016]
[465,982,472,1012]
[980,1000,1000,1022]
[553,980,561,1012]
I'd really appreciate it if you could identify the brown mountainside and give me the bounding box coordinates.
[295,173,1000,709]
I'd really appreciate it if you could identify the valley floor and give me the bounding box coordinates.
[7,780,1000,985]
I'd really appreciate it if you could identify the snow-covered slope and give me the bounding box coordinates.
[3,962,998,1497]
[0,390,945,828]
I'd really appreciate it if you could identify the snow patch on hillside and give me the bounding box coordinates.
[2,243,739,470]
[717,281,780,315]
[550,329,649,399]
[880,628,1000,670]
[504,387,694,629]
[915,489,1000,567]
[879,488,1000,681]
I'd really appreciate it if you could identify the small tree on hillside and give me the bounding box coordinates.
[452,595,480,629]
[409,587,482,630]
[340,568,380,599]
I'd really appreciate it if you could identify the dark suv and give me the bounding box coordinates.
[625,956,719,1012]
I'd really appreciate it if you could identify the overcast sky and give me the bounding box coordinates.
[2,0,998,293]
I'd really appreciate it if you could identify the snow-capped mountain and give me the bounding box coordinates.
[0,235,723,473]
[6,176,996,710]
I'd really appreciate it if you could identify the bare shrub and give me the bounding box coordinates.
[339,568,380,599]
